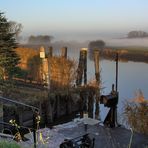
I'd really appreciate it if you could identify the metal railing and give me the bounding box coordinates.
[0,96,39,148]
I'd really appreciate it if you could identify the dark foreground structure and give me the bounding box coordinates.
[59,123,148,148]
[1,120,147,148]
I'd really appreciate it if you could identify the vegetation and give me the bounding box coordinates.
[15,46,77,89]
[9,21,23,42]
[88,40,105,59]
[0,140,21,148]
[89,40,105,49]
[0,12,20,79]
[0,80,48,104]
[28,35,53,44]
[15,47,41,81]
[89,46,148,63]
[49,56,77,90]
[123,90,148,135]
[127,30,148,38]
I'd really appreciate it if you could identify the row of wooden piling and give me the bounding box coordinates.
[0,46,101,132]
[40,46,101,119]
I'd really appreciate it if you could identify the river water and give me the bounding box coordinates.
[90,60,148,121]
[54,48,148,122]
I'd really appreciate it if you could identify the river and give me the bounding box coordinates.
[54,48,148,122]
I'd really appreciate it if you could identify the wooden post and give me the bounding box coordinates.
[76,48,87,86]
[94,49,100,120]
[80,90,88,118]
[47,47,52,90]
[116,52,118,92]
[88,91,94,118]
[48,46,53,57]
[76,50,83,86]
[82,48,87,85]
[61,47,67,58]
[94,49,99,82]
[47,95,53,124]
[115,52,119,126]
[39,46,46,85]
[56,94,61,118]
[33,110,39,148]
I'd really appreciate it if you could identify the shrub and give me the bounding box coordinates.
[123,90,148,135]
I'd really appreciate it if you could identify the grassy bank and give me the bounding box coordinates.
[95,46,148,63]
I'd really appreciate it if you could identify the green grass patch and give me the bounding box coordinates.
[0,140,21,148]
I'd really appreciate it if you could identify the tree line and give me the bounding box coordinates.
[127,31,148,38]
[0,11,54,80]
[28,35,53,44]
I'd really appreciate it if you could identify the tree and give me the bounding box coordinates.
[127,31,148,38]
[28,35,54,44]
[9,21,23,41]
[0,12,20,79]
[89,40,105,50]
[88,40,105,60]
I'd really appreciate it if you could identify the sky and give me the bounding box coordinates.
[1,0,148,41]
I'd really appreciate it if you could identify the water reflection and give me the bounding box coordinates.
[53,48,148,121]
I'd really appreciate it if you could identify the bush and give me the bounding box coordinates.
[123,90,148,135]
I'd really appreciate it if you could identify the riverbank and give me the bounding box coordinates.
[93,46,148,63]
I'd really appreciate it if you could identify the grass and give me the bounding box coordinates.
[0,140,21,148]
[0,80,48,104]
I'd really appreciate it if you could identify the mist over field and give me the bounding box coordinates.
[106,38,148,47]
[20,34,148,50]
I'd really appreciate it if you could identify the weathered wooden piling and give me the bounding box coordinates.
[94,49,100,119]
[39,46,46,84]
[115,52,118,92]
[61,47,67,58]
[80,90,88,117]
[76,48,87,86]
[88,89,95,118]
[39,46,52,89]
[47,47,53,90]
[83,48,87,85]
[48,46,53,57]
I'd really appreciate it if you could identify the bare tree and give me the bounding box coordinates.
[9,21,23,41]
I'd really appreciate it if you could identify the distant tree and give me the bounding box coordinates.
[89,40,105,50]
[0,12,20,79]
[127,31,148,38]
[28,35,54,44]
[88,40,105,60]
[9,21,23,41]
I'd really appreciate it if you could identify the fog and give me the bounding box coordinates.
[106,38,148,47]
[19,33,148,48]
[49,38,148,49]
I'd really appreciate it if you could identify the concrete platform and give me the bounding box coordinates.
[1,120,148,148]
[58,123,148,148]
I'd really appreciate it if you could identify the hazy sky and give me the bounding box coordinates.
[1,0,148,41]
